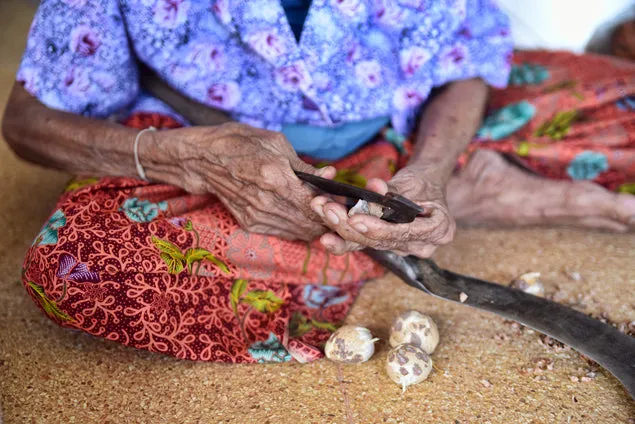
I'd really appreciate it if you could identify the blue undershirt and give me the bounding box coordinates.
[280,0,391,161]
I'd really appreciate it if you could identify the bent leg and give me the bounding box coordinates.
[21,174,383,363]
[449,50,635,230]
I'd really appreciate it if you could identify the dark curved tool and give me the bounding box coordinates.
[297,170,635,399]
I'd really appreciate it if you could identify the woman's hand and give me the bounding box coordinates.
[148,122,335,241]
[310,165,456,258]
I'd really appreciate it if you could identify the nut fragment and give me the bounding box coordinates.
[389,310,440,354]
[324,325,379,364]
[386,343,433,392]
[509,272,545,297]
[348,199,383,218]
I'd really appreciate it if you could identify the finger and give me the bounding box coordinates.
[320,233,363,255]
[576,217,628,233]
[366,178,389,195]
[320,201,399,250]
[310,195,330,218]
[347,208,449,243]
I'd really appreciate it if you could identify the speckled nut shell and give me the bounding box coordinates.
[386,343,433,392]
[389,310,439,354]
[509,272,545,297]
[324,325,379,364]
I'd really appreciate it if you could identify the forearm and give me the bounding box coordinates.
[2,83,149,178]
[408,78,489,185]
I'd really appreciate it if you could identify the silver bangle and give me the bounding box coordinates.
[134,126,156,181]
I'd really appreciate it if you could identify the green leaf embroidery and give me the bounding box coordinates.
[185,248,211,272]
[535,110,579,140]
[230,279,248,315]
[160,252,185,274]
[205,255,230,274]
[242,290,284,314]
[289,312,313,338]
[184,247,230,274]
[27,281,73,323]
[152,236,186,274]
[64,177,99,193]
[183,220,194,231]
[310,319,339,333]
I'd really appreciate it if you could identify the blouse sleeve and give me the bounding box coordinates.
[432,0,514,89]
[17,0,139,118]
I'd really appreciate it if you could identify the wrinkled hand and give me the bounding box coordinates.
[154,122,336,240]
[310,165,456,258]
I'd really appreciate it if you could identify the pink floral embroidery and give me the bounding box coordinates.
[275,62,312,92]
[153,0,190,29]
[69,25,100,56]
[246,30,287,62]
[207,82,241,109]
[17,67,38,94]
[440,44,469,71]
[331,0,365,18]
[355,60,382,88]
[373,0,405,26]
[93,71,116,92]
[393,86,426,110]
[188,43,226,72]
[211,0,231,25]
[84,285,107,302]
[62,67,92,97]
[150,292,172,315]
[226,230,276,280]
[346,42,362,64]
[400,46,431,78]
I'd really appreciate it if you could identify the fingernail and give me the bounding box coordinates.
[312,204,324,217]
[326,210,339,225]
[353,223,368,233]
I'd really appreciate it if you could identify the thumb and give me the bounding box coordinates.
[289,156,336,180]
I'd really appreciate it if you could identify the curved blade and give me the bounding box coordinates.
[367,250,635,399]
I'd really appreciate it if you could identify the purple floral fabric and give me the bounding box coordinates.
[18,0,512,135]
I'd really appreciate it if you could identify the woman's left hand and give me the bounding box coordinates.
[310,165,456,258]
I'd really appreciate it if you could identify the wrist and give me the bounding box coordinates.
[405,154,455,186]
[137,128,182,185]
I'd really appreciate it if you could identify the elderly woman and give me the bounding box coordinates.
[3,0,635,363]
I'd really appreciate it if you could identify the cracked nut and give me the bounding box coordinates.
[389,310,440,354]
[324,325,379,364]
[386,343,433,392]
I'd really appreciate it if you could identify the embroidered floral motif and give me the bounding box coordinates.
[476,101,536,141]
[616,96,635,111]
[302,284,349,309]
[535,110,579,140]
[151,236,229,275]
[248,333,292,363]
[384,127,407,153]
[34,209,67,246]
[567,151,609,181]
[226,230,275,279]
[26,281,74,323]
[120,198,167,223]
[508,63,550,86]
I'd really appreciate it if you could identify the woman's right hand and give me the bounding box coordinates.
[148,122,336,241]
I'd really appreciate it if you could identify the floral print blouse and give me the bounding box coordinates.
[17,0,513,136]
